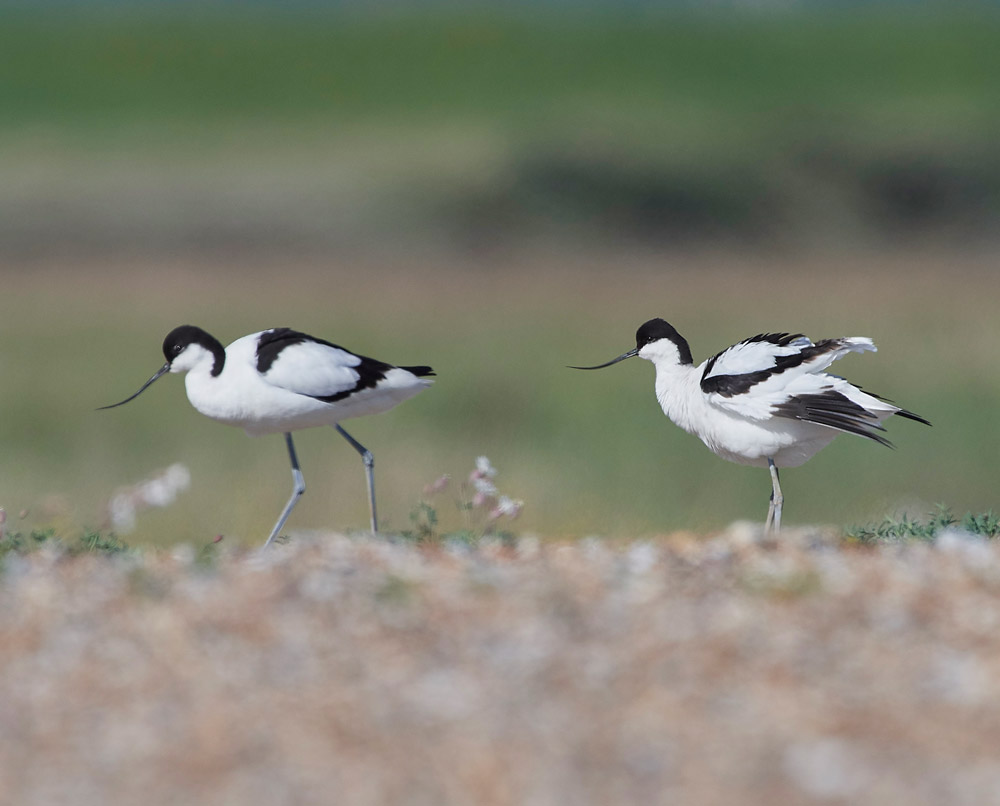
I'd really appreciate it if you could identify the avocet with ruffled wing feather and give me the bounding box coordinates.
[572,318,929,532]
[100,325,434,547]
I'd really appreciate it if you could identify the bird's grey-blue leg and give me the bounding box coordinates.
[262,433,306,549]
[334,424,378,534]
[765,475,775,531]
[765,458,783,534]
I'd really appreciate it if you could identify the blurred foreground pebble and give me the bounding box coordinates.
[3,525,1000,805]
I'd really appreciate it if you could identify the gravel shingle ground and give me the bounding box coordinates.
[3,525,1000,805]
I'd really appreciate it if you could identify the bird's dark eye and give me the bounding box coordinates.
[172,344,183,355]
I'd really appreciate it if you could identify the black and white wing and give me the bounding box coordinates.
[254,328,401,403]
[700,333,818,397]
[700,332,878,420]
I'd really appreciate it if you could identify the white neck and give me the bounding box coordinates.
[650,360,704,434]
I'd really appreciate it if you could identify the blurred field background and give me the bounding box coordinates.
[1,2,999,546]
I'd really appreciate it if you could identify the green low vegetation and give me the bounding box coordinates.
[848,509,1000,543]
[0,528,130,560]
[1,7,999,250]
[3,7,998,130]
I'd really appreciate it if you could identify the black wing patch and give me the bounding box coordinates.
[772,390,893,447]
[256,328,428,403]
[701,334,849,398]
[257,328,319,373]
[312,355,395,403]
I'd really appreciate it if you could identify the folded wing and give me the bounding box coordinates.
[256,328,393,403]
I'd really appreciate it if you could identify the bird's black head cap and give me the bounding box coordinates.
[163,325,225,376]
[635,318,693,365]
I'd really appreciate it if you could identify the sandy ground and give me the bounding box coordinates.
[3,526,1000,805]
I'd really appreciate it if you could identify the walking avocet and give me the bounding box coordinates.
[571,318,929,532]
[101,325,434,547]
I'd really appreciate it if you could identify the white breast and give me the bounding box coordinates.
[652,361,844,468]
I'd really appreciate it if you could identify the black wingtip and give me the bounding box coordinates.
[895,409,932,427]
[772,391,902,448]
[863,390,931,427]
[402,365,435,378]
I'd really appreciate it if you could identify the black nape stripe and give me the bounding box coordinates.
[701,335,841,398]
[163,325,226,377]
[635,319,693,365]
[773,391,894,447]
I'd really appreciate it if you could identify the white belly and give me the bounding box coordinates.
[185,367,430,437]
[662,390,841,468]
[704,420,840,468]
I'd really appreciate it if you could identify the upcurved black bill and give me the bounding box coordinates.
[568,348,638,370]
[97,363,170,410]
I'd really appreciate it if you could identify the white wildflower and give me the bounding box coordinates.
[472,476,498,497]
[139,463,191,507]
[107,463,192,534]
[488,495,524,521]
[108,494,138,533]
[470,456,497,481]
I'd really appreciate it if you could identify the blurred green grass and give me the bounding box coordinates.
[2,7,998,254]
[2,8,998,130]
[0,256,994,546]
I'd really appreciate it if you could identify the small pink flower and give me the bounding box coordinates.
[423,474,451,496]
[472,491,494,509]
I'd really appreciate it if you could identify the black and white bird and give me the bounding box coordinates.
[100,325,434,547]
[571,318,929,532]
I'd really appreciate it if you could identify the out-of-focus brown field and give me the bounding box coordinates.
[3,528,1000,805]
